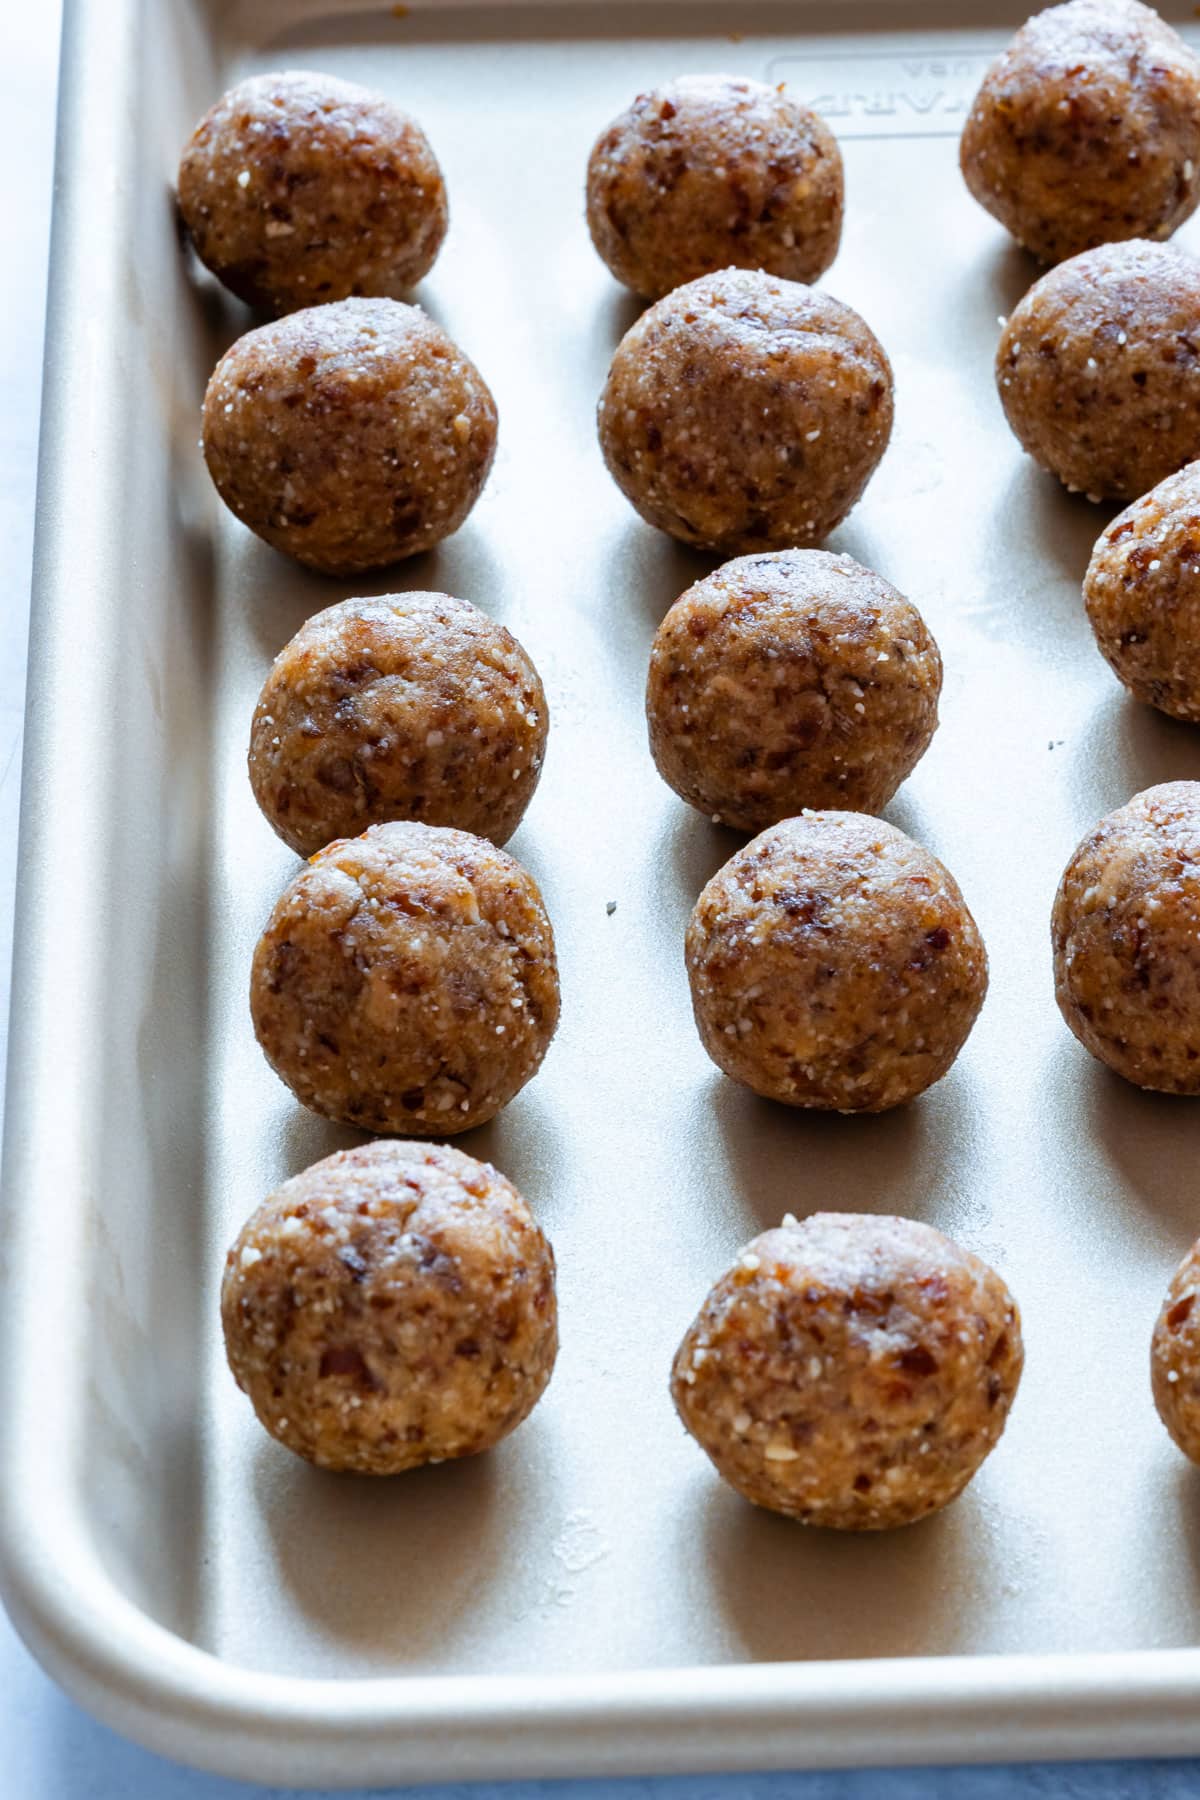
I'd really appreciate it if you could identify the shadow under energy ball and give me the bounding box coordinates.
[671,1212,1023,1530]
[177,70,448,315]
[960,0,1200,266]
[585,74,843,301]
[597,267,893,555]
[222,1140,557,1474]
[250,820,559,1133]
[685,812,988,1113]
[202,297,497,574]
[249,592,548,856]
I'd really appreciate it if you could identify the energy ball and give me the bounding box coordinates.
[249,592,548,857]
[1052,780,1200,1090]
[646,549,941,831]
[996,240,1200,501]
[177,70,448,315]
[202,297,497,575]
[1151,1236,1200,1462]
[597,267,893,555]
[251,820,559,1132]
[586,75,843,301]
[960,0,1200,266]
[222,1140,557,1473]
[686,812,987,1112]
[1083,460,1200,719]
[671,1212,1023,1529]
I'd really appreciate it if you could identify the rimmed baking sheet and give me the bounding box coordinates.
[7,0,1200,1784]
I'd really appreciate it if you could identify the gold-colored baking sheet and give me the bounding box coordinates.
[6,0,1200,1784]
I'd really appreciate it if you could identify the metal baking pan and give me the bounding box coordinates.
[8,0,1200,1785]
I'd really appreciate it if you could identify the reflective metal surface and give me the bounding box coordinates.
[7,0,1200,1784]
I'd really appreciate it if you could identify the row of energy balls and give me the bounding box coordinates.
[175,0,1200,1525]
[965,0,1200,1475]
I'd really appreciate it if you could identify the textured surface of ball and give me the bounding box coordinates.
[1083,462,1200,719]
[222,1140,557,1473]
[1152,1236,1200,1463]
[251,821,559,1132]
[685,812,987,1112]
[646,549,941,830]
[598,268,893,554]
[1052,781,1200,1090]
[996,240,1200,500]
[203,297,496,574]
[250,592,548,855]
[671,1212,1023,1529]
[960,0,1200,265]
[178,70,448,314]
[586,75,843,300]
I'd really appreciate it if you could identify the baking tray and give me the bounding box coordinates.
[9,0,1200,1786]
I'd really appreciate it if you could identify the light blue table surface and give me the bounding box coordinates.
[5,5,1200,1795]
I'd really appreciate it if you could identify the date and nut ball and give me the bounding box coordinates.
[1052,781,1200,1091]
[1083,460,1200,719]
[996,240,1200,501]
[178,71,448,315]
[202,297,497,575]
[646,549,941,831]
[1151,1236,1200,1462]
[960,0,1200,266]
[598,268,893,555]
[671,1212,1023,1529]
[586,74,843,301]
[251,820,559,1133]
[250,592,548,857]
[686,812,987,1113]
[222,1140,557,1474]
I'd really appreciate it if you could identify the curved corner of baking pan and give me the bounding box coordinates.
[3,1503,1200,1787]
